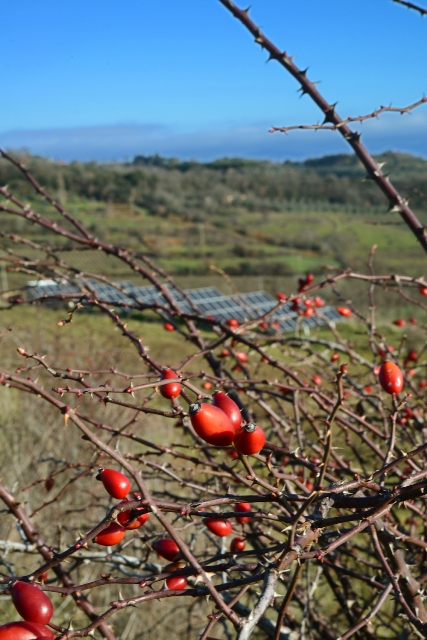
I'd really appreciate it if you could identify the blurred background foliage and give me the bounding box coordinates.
[1,151,426,290]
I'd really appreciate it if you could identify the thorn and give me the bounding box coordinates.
[364,171,375,181]
[323,103,338,124]
[345,131,361,143]
[300,67,309,77]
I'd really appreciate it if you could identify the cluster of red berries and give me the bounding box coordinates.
[95,468,150,546]
[204,501,252,552]
[0,581,54,639]
[158,370,266,455]
[152,501,253,591]
[189,391,266,455]
[298,273,314,292]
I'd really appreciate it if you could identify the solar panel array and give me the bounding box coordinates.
[26,279,343,332]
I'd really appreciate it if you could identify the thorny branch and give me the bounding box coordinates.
[1,1,427,635]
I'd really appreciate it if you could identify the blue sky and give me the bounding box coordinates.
[1,0,426,161]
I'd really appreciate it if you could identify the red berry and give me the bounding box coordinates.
[227,450,239,459]
[291,297,301,311]
[298,274,313,292]
[331,352,339,362]
[393,319,406,327]
[164,561,187,589]
[276,293,287,302]
[152,538,180,561]
[419,285,427,296]
[379,361,404,395]
[235,351,248,363]
[44,477,54,492]
[204,517,233,537]
[230,537,246,552]
[212,391,242,430]
[303,307,315,317]
[419,380,427,390]
[117,503,150,530]
[312,375,322,386]
[11,581,53,625]
[226,318,239,328]
[202,381,213,390]
[409,317,417,325]
[233,422,266,456]
[97,468,131,499]
[0,622,54,640]
[159,367,181,399]
[298,279,306,293]
[235,502,251,524]
[165,575,187,590]
[219,348,230,358]
[314,296,325,308]
[94,522,126,546]
[337,307,352,317]
[38,572,48,585]
[163,322,175,331]
[259,321,268,329]
[189,403,235,446]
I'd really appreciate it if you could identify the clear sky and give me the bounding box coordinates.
[1,0,426,161]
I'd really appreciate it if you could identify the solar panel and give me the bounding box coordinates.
[26,279,344,333]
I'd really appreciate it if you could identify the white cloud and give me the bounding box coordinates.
[1,113,426,162]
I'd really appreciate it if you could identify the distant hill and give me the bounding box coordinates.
[1,150,427,282]
[1,150,426,212]
[132,150,427,177]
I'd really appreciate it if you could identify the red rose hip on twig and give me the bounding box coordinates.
[94,522,126,546]
[11,581,53,625]
[159,367,181,399]
[97,468,131,499]
[233,422,266,455]
[230,537,246,552]
[212,391,242,429]
[0,622,54,640]
[234,502,252,524]
[152,538,180,561]
[189,402,235,446]
[117,501,150,529]
[204,517,233,537]
[165,561,187,590]
[379,361,404,394]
